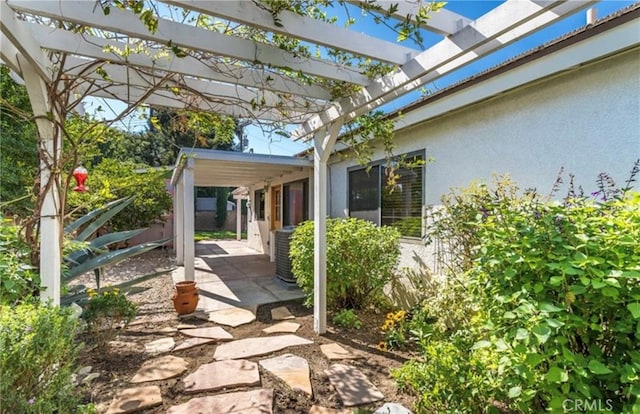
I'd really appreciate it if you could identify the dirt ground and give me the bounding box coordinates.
[74,250,418,413]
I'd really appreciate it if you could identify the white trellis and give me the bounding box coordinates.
[0,0,597,333]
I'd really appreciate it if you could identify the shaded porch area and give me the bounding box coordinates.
[172,239,304,313]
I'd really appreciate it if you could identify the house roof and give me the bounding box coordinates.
[395,2,640,118]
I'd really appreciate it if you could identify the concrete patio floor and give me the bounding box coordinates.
[171,240,304,313]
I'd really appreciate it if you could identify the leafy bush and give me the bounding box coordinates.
[0,217,39,304]
[82,287,136,349]
[290,217,400,310]
[394,171,640,413]
[393,334,503,413]
[0,302,81,413]
[332,309,362,329]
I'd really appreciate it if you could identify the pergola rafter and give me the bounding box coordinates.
[25,22,334,100]
[0,0,599,334]
[164,0,419,65]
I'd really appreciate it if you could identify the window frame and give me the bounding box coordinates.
[347,150,425,239]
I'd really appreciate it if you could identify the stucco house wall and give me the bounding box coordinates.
[328,47,640,271]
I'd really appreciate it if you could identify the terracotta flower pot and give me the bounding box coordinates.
[172,281,199,315]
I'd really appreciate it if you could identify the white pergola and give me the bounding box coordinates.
[1,0,597,333]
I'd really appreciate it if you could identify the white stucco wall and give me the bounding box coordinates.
[329,47,640,272]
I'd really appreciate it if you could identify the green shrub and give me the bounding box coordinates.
[0,302,81,413]
[395,172,640,413]
[393,334,504,413]
[290,217,400,310]
[82,287,137,349]
[332,309,362,329]
[0,218,39,304]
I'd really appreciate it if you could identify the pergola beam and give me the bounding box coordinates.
[294,0,596,140]
[349,1,472,36]
[25,22,332,100]
[9,0,369,85]
[165,0,417,65]
[0,1,51,80]
[64,57,326,113]
[75,81,310,123]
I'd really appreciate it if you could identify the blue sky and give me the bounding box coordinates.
[85,1,635,156]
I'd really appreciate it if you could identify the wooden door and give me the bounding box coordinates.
[271,185,282,230]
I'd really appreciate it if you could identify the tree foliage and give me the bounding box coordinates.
[0,66,38,216]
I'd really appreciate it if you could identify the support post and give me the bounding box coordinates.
[235,195,242,241]
[183,159,195,281]
[312,123,341,334]
[174,176,184,265]
[20,56,61,305]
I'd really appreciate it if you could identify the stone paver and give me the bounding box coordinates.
[158,327,178,334]
[259,354,312,396]
[373,403,412,414]
[176,323,197,329]
[130,355,188,383]
[144,337,175,354]
[183,360,260,394]
[106,385,163,414]
[262,321,300,334]
[271,306,295,320]
[214,334,313,360]
[179,326,233,340]
[173,337,215,351]
[325,364,384,407]
[309,406,351,414]
[109,341,144,353]
[320,343,362,360]
[167,388,274,414]
[207,307,256,327]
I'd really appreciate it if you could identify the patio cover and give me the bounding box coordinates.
[0,0,599,333]
[172,148,312,188]
[170,148,313,277]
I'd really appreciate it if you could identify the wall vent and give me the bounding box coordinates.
[275,227,296,283]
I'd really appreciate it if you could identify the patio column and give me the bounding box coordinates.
[312,123,341,334]
[21,56,62,305]
[234,195,242,241]
[183,158,195,281]
[174,176,184,265]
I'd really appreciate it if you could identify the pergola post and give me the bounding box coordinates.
[20,56,62,305]
[183,158,195,281]
[312,123,341,334]
[174,177,184,265]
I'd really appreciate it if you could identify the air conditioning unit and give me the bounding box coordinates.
[275,227,296,283]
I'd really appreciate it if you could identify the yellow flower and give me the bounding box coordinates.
[393,310,406,321]
[377,341,388,351]
[381,321,393,332]
[386,312,395,320]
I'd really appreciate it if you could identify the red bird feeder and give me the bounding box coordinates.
[72,165,88,192]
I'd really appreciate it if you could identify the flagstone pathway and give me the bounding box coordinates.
[105,305,412,414]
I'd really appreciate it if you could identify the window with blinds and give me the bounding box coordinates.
[348,152,424,237]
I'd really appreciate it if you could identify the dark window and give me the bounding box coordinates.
[283,180,308,226]
[348,152,424,237]
[255,189,265,220]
